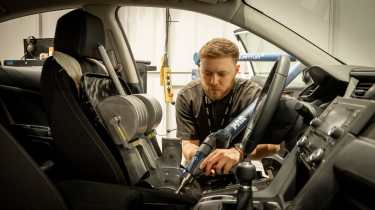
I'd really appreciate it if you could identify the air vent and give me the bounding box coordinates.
[351,81,374,99]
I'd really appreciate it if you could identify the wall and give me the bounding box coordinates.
[118,7,239,73]
[332,0,375,67]
[249,0,375,67]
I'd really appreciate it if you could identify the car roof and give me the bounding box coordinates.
[0,0,80,21]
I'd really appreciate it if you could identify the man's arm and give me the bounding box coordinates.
[250,144,280,159]
[200,147,241,175]
[175,91,201,163]
[199,144,279,176]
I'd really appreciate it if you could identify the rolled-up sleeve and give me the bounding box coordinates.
[176,92,198,140]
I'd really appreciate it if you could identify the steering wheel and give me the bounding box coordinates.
[242,55,290,154]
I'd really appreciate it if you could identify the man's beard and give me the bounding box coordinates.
[205,85,233,101]
[204,78,236,101]
[206,89,223,101]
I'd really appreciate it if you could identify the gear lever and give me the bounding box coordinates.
[235,161,256,210]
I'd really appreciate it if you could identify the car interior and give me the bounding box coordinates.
[1,1,375,210]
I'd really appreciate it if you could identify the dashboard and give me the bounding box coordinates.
[193,65,375,210]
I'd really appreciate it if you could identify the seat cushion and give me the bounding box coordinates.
[58,180,197,210]
[0,124,68,210]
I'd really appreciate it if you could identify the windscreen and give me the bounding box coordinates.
[244,0,375,67]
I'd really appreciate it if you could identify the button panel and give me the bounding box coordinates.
[297,127,340,170]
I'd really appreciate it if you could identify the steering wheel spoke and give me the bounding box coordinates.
[242,55,291,154]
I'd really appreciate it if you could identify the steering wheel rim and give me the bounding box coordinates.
[242,55,290,154]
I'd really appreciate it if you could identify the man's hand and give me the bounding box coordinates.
[182,140,199,161]
[200,148,241,176]
[250,144,280,160]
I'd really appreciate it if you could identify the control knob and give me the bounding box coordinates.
[310,118,322,128]
[307,148,324,164]
[297,136,308,148]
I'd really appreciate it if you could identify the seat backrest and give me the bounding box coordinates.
[41,9,127,185]
[0,124,68,210]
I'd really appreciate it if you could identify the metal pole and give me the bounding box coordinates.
[98,45,126,96]
[164,8,174,138]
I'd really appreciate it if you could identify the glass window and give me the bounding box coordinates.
[117,6,307,138]
[0,10,71,63]
[117,6,306,89]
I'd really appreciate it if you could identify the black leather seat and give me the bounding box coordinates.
[41,9,128,184]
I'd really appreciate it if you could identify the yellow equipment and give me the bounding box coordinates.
[160,54,173,103]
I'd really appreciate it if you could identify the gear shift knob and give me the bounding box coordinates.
[235,161,256,210]
[235,161,257,186]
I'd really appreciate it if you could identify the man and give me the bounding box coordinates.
[176,38,280,176]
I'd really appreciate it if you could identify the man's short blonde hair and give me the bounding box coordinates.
[199,38,239,63]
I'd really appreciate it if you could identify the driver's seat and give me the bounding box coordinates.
[41,9,128,184]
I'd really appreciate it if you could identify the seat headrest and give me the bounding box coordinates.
[54,9,104,60]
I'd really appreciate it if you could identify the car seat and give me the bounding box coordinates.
[40,9,198,206]
[41,9,128,184]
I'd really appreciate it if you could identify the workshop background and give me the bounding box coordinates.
[0,1,374,140]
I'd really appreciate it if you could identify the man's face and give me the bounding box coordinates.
[199,57,239,101]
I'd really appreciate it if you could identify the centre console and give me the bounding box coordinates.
[296,97,375,172]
